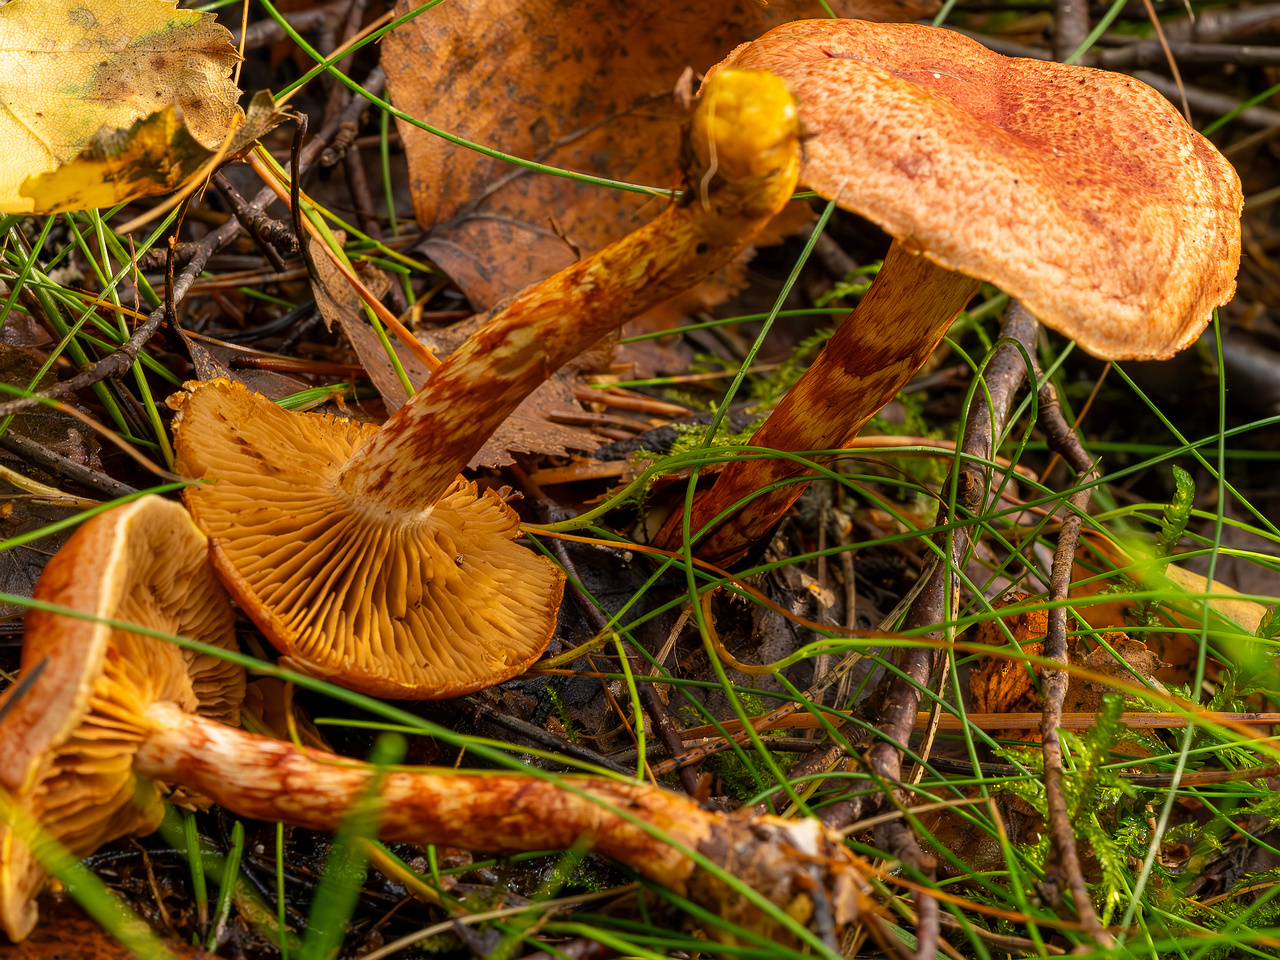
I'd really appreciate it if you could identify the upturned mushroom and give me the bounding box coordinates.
[0,496,872,948]
[0,495,243,943]
[172,67,802,698]
[652,19,1242,564]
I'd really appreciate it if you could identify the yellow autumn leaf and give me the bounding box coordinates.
[0,0,242,213]
[1085,532,1269,634]
[24,91,286,215]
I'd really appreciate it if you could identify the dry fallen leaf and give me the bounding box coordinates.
[1161,563,1267,634]
[1074,532,1269,634]
[1066,637,1169,714]
[969,593,1165,740]
[0,0,255,212]
[383,0,937,309]
[1071,531,1270,685]
[969,599,1046,719]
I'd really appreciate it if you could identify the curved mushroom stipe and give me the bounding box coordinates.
[0,496,241,943]
[337,67,802,510]
[656,19,1242,564]
[174,68,801,697]
[661,243,979,564]
[173,379,563,699]
[134,701,872,946]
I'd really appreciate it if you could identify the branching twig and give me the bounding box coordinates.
[211,172,293,271]
[320,68,385,168]
[1036,380,1113,948]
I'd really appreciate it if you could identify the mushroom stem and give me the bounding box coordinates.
[336,69,801,510]
[133,701,868,942]
[657,240,980,565]
[135,702,706,888]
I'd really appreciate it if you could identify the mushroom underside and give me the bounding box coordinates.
[174,380,565,698]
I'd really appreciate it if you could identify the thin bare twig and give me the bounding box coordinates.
[0,433,138,499]
[231,1,348,52]
[1099,40,1280,68]
[1162,3,1280,42]
[465,696,635,777]
[1036,381,1113,948]
[1054,0,1092,62]
[211,172,292,272]
[1139,0,1192,122]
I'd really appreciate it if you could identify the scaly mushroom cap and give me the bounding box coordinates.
[718,19,1242,359]
[0,495,241,942]
[171,379,566,699]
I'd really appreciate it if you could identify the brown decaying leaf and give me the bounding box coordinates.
[615,196,819,378]
[969,603,1048,719]
[969,594,1167,741]
[0,487,79,623]
[174,331,307,402]
[382,0,937,309]
[1068,637,1170,714]
[309,237,601,466]
[1070,532,1269,686]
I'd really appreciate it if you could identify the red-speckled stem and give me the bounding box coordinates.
[134,702,871,944]
[657,240,980,565]
[135,702,710,890]
[336,70,800,511]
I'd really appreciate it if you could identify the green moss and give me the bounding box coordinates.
[544,686,579,744]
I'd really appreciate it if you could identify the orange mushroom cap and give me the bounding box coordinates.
[0,495,241,942]
[171,379,566,699]
[716,19,1242,359]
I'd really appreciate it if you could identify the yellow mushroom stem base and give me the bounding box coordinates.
[134,701,869,945]
[657,240,982,566]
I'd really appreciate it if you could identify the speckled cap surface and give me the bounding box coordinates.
[718,19,1242,359]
